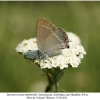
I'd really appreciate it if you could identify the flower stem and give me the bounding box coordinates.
[45,73,53,92]
[54,68,61,92]
[55,75,58,92]
[43,68,64,92]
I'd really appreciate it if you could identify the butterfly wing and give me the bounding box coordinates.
[36,18,57,54]
[36,18,69,57]
[56,27,69,48]
[43,32,65,56]
[43,28,69,56]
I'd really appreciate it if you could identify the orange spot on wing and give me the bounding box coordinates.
[63,38,67,42]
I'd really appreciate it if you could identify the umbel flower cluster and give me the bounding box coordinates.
[15,32,86,70]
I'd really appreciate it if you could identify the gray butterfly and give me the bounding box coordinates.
[36,18,69,58]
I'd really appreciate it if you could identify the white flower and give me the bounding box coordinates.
[15,32,86,69]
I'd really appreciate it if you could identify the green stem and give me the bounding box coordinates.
[44,69,53,92]
[43,68,64,92]
[54,68,59,92]
[45,73,53,92]
[55,75,58,92]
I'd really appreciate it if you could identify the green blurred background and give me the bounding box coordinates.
[0,1,100,92]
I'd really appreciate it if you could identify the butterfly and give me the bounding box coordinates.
[36,18,69,58]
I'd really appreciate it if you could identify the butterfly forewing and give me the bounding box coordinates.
[36,19,57,54]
